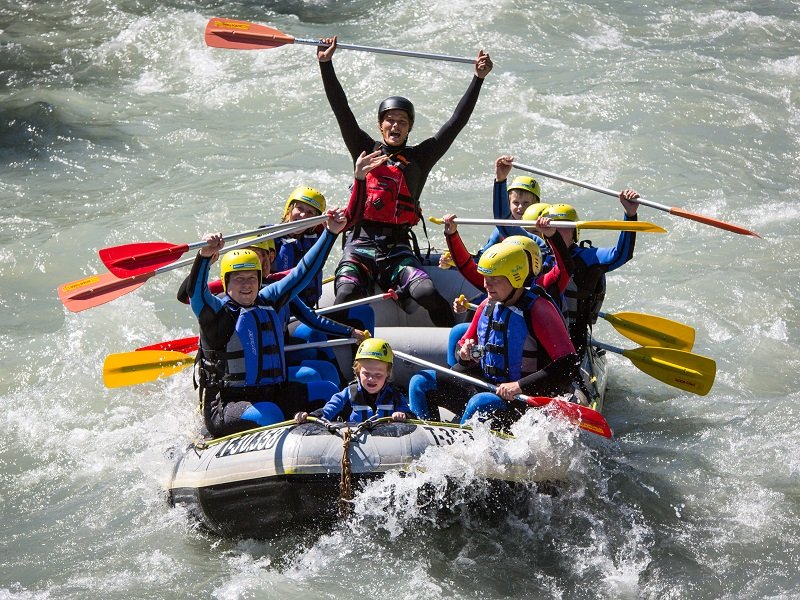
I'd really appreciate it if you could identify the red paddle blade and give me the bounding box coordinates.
[205,17,296,50]
[100,242,190,278]
[58,272,150,313]
[524,396,612,439]
[669,206,761,238]
[137,336,200,354]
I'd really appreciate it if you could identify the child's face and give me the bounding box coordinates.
[509,190,537,220]
[289,200,321,222]
[357,359,390,394]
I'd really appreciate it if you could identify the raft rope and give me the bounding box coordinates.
[339,427,354,517]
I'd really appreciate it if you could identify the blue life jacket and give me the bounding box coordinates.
[276,231,323,306]
[202,296,286,388]
[476,288,553,384]
[347,381,405,422]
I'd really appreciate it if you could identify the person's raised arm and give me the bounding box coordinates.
[421,50,493,166]
[317,35,371,160]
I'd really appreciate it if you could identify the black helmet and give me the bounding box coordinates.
[377,96,415,128]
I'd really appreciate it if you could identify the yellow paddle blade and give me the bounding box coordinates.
[600,311,695,351]
[574,220,666,233]
[103,350,194,388]
[622,346,716,396]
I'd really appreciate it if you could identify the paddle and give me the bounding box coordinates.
[591,339,715,396]
[429,216,666,233]
[59,226,295,313]
[205,18,475,64]
[393,350,613,439]
[511,162,761,238]
[104,338,359,388]
[598,311,695,351]
[134,289,399,354]
[99,216,327,278]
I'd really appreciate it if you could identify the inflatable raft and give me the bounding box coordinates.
[168,418,501,537]
[167,259,608,537]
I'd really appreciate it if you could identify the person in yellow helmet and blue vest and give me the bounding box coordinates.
[186,209,348,438]
[408,244,579,426]
[294,338,414,424]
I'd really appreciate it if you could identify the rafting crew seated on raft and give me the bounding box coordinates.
[294,338,415,424]
[316,34,492,327]
[186,208,350,438]
[408,243,581,427]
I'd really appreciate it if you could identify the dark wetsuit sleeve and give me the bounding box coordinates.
[414,76,485,170]
[319,61,375,161]
[177,275,191,304]
[259,228,338,311]
[517,297,579,394]
[178,276,223,304]
[446,231,485,290]
[290,298,353,337]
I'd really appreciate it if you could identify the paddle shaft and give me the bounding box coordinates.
[394,350,552,408]
[292,37,474,64]
[111,216,327,267]
[512,162,760,237]
[167,216,327,254]
[135,292,395,353]
[430,216,664,233]
[289,289,397,324]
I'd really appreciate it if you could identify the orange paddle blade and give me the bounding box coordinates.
[205,17,295,50]
[669,207,761,238]
[58,272,149,313]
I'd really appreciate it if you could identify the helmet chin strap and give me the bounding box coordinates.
[499,286,522,305]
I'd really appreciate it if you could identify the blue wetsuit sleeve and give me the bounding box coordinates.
[476,228,503,263]
[493,179,510,219]
[259,228,337,310]
[321,388,349,421]
[187,253,225,318]
[290,298,353,337]
[591,212,637,272]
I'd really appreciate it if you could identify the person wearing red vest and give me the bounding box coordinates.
[315,36,493,327]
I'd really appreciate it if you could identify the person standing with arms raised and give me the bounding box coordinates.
[316,36,493,327]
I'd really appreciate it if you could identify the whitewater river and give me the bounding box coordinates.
[1,1,798,598]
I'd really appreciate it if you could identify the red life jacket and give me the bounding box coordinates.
[363,155,421,226]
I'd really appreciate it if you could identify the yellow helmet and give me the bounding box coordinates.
[502,235,542,276]
[283,186,326,219]
[521,202,551,222]
[219,249,262,292]
[477,244,529,289]
[508,176,541,200]
[545,203,580,241]
[241,234,275,253]
[355,338,394,364]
